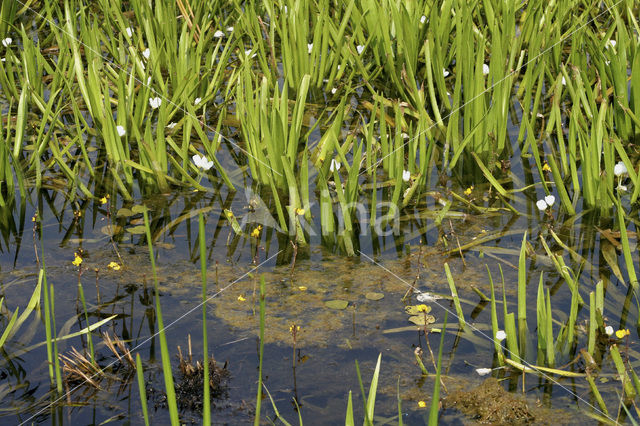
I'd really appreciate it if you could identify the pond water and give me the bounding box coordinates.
[1,169,633,424]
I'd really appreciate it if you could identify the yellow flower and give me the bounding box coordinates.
[108,261,121,271]
[298,286,307,291]
[251,225,263,238]
[72,252,83,266]
[226,210,233,217]
[237,295,246,302]
[100,195,110,205]
[418,400,427,408]
[542,162,552,172]
[615,329,630,339]
[464,186,474,196]
[417,304,429,312]
[289,324,300,333]
[295,208,305,216]
[31,214,37,222]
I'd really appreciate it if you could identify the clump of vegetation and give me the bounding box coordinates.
[174,345,230,412]
[444,378,536,424]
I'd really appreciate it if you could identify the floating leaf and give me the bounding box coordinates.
[325,300,349,310]
[365,292,384,301]
[405,305,432,315]
[408,315,436,326]
[127,225,147,234]
[131,205,149,214]
[116,208,133,217]
[101,225,122,236]
[156,242,175,249]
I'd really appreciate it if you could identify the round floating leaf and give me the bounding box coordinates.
[101,225,123,236]
[408,315,436,326]
[131,204,149,214]
[116,208,134,217]
[127,225,147,234]
[405,305,432,315]
[365,292,384,301]
[325,300,349,310]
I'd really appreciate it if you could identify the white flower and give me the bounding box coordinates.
[420,15,427,24]
[482,63,490,75]
[329,159,341,172]
[1,37,11,47]
[330,87,337,94]
[214,30,225,38]
[475,368,492,376]
[536,199,548,211]
[125,27,133,38]
[416,292,441,302]
[606,39,617,49]
[194,97,202,106]
[149,97,162,109]
[618,184,628,192]
[605,60,610,65]
[142,48,150,59]
[192,154,213,171]
[614,161,627,176]
[401,132,409,139]
[605,326,614,336]
[443,68,450,77]
[402,170,411,182]
[245,49,256,58]
[166,122,177,129]
[561,76,566,86]
[356,45,364,54]
[495,330,507,341]
[116,125,126,137]
[307,43,313,53]
[226,26,234,32]
[284,5,288,13]
[147,76,152,85]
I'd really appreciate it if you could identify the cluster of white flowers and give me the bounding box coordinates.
[1,37,11,47]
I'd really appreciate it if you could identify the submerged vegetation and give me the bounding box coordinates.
[1,0,640,424]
